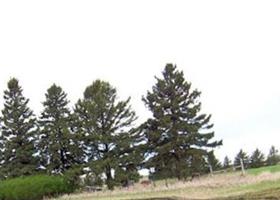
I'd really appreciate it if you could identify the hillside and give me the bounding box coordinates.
[52,165,280,200]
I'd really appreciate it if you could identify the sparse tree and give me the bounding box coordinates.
[223,156,231,169]
[267,146,279,166]
[207,151,222,171]
[234,149,249,168]
[250,148,265,168]
[142,64,222,180]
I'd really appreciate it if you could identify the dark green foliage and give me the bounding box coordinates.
[223,156,231,169]
[207,151,222,171]
[63,167,84,190]
[0,175,74,200]
[38,84,81,174]
[0,78,38,178]
[267,146,280,166]
[250,148,265,168]
[142,64,222,180]
[114,166,140,187]
[83,172,104,187]
[73,80,142,190]
[188,153,208,175]
[234,149,249,168]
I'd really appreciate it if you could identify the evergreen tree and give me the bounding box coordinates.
[207,151,222,171]
[250,148,265,168]
[73,80,142,190]
[0,78,38,178]
[188,153,208,175]
[38,84,81,174]
[267,146,279,166]
[142,64,222,180]
[234,149,249,168]
[223,156,231,169]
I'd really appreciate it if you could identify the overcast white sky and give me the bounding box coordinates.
[0,0,280,162]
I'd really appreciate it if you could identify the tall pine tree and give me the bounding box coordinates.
[142,64,222,180]
[38,84,81,174]
[73,80,142,190]
[0,78,38,178]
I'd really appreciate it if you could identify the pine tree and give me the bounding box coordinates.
[207,151,222,171]
[142,64,222,180]
[267,146,279,166]
[250,148,265,168]
[38,84,81,174]
[223,156,231,169]
[0,78,38,178]
[73,80,142,190]
[188,153,208,175]
[234,149,249,168]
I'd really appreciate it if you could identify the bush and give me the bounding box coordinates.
[0,175,75,200]
[63,167,83,190]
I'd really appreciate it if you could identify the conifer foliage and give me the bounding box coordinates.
[142,64,222,180]
[234,149,249,168]
[223,156,231,169]
[38,84,79,174]
[0,78,38,178]
[267,146,280,166]
[73,80,142,190]
[250,148,265,168]
[207,151,222,171]
[2,67,280,190]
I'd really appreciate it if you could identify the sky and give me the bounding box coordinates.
[0,0,280,162]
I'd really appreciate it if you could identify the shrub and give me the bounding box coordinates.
[0,175,75,200]
[63,167,83,190]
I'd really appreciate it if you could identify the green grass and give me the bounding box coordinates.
[217,178,280,196]
[214,187,280,200]
[123,182,280,200]
[247,164,280,175]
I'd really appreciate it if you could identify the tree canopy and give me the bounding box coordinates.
[73,80,143,189]
[142,64,222,180]
[0,78,38,178]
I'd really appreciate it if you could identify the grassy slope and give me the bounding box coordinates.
[247,164,280,175]
[142,186,280,200]
[53,165,280,200]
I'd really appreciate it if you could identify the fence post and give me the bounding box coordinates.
[240,158,246,176]
[209,164,213,176]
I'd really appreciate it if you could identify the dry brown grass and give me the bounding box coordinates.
[51,171,280,200]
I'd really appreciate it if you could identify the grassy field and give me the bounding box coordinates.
[52,165,280,200]
[247,164,280,175]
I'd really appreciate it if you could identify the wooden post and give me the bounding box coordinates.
[165,178,169,188]
[209,164,213,176]
[240,158,246,176]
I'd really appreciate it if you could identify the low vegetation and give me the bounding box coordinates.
[247,164,280,175]
[0,175,74,200]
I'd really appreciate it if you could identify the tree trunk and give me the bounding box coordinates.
[106,166,114,190]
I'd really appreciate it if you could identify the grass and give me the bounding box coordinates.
[247,164,280,175]
[51,165,280,200]
[214,187,280,200]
